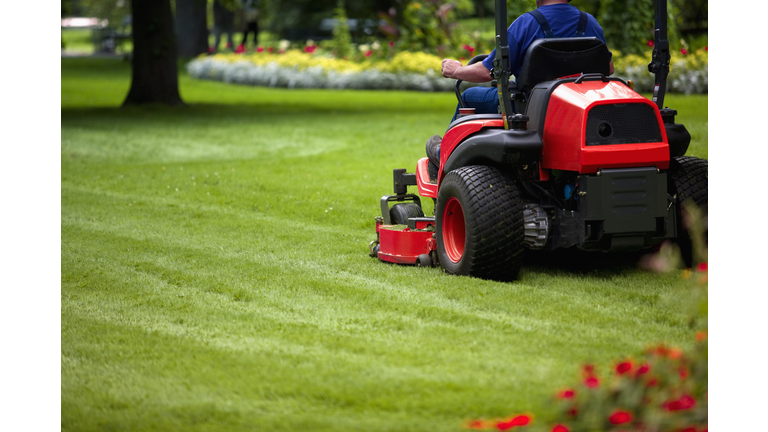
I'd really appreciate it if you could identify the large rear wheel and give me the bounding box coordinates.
[436,165,524,281]
[668,156,708,267]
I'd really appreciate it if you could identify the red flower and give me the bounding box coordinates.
[495,415,531,430]
[705,46,708,51]
[608,410,633,425]
[669,348,682,359]
[646,377,658,387]
[256,46,264,53]
[557,389,575,399]
[647,40,654,47]
[584,377,599,388]
[305,45,316,54]
[696,262,707,272]
[466,420,486,429]
[680,368,689,379]
[389,41,394,47]
[365,50,373,57]
[696,331,708,341]
[552,425,569,432]
[680,48,688,55]
[463,44,475,55]
[267,47,274,53]
[583,364,595,375]
[636,363,650,375]
[615,361,633,375]
[663,394,696,411]
[511,415,530,426]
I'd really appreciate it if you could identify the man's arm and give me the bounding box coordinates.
[441,59,493,83]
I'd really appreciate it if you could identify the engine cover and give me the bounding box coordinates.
[539,80,670,173]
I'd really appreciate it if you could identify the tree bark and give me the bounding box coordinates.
[123,0,184,106]
[176,0,209,58]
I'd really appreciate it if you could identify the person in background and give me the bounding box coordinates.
[236,0,259,53]
[210,0,236,53]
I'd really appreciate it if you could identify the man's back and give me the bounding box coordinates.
[481,3,608,77]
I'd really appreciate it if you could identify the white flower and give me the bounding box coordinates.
[279,40,290,50]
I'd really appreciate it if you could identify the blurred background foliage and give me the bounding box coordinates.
[62,0,707,58]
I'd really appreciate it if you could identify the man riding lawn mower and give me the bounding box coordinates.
[368,0,707,282]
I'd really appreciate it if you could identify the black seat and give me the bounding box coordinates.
[515,37,611,96]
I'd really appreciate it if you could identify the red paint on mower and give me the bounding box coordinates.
[375,218,436,265]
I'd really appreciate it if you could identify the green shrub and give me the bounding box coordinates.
[614,48,708,94]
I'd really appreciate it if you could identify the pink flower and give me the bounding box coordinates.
[663,394,696,411]
[584,377,599,388]
[647,40,654,47]
[636,363,650,375]
[552,425,569,432]
[681,48,688,55]
[365,50,372,57]
[389,41,394,47]
[696,262,707,272]
[495,415,530,430]
[705,46,708,51]
[615,361,633,375]
[256,46,264,53]
[305,45,316,54]
[557,389,575,399]
[608,410,633,425]
[463,44,475,55]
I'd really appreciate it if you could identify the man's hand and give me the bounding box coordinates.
[441,59,462,79]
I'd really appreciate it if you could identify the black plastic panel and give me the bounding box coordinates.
[585,104,662,146]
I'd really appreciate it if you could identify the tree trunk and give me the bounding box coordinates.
[176,0,209,58]
[123,0,184,106]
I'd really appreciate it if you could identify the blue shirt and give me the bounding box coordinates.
[481,4,609,78]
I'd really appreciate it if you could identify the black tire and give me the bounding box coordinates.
[416,254,432,268]
[668,156,708,267]
[389,203,424,225]
[435,165,525,281]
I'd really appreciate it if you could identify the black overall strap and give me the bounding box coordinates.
[529,9,589,38]
[528,10,555,38]
[575,11,588,37]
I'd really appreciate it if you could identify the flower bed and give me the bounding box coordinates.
[187,48,707,94]
[187,50,461,92]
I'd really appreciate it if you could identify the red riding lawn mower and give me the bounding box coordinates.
[369,0,707,282]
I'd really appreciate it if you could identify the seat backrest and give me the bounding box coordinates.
[515,37,611,94]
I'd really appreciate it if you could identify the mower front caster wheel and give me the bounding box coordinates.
[416,254,432,268]
[389,203,424,225]
[369,241,379,258]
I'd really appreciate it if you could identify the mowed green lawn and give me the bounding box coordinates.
[61,58,707,431]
